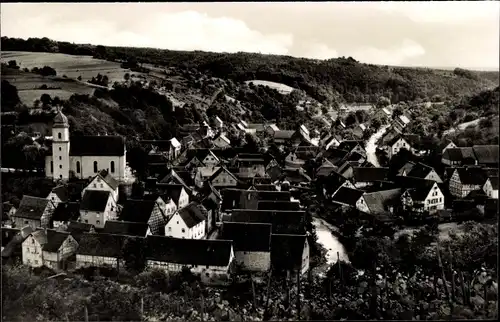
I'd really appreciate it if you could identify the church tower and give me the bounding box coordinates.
[52,110,70,181]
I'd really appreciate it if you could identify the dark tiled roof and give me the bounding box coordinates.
[42,229,71,253]
[406,163,437,179]
[159,170,192,192]
[352,167,390,183]
[70,136,125,156]
[273,130,296,140]
[338,140,364,152]
[281,168,312,183]
[102,220,149,237]
[271,234,308,271]
[254,184,278,191]
[67,221,93,242]
[77,233,134,258]
[362,189,402,215]
[154,184,185,206]
[488,177,499,190]
[331,187,364,206]
[146,235,233,267]
[1,228,20,248]
[119,200,158,223]
[443,147,476,163]
[456,167,488,185]
[221,189,291,211]
[51,202,80,222]
[80,190,111,212]
[96,169,119,190]
[473,145,499,165]
[322,148,350,166]
[229,209,306,234]
[50,185,70,202]
[258,201,301,211]
[394,176,439,189]
[177,202,207,228]
[405,181,437,201]
[219,222,272,252]
[209,166,239,183]
[13,196,51,220]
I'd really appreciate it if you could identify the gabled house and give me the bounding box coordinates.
[146,236,235,285]
[440,140,457,155]
[219,222,272,272]
[195,166,221,188]
[449,167,489,198]
[356,189,401,217]
[80,190,117,229]
[331,186,365,209]
[119,199,167,235]
[373,107,392,122]
[442,147,477,166]
[393,114,411,133]
[352,167,391,188]
[22,229,78,269]
[209,167,239,188]
[46,185,70,207]
[221,189,292,213]
[353,123,367,139]
[76,233,132,269]
[273,130,295,145]
[212,133,231,149]
[11,196,55,229]
[154,184,190,216]
[472,145,499,167]
[401,181,445,214]
[50,202,80,229]
[164,202,207,239]
[102,220,150,237]
[338,140,366,158]
[66,221,94,243]
[265,124,280,136]
[82,169,119,202]
[483,177,498,199]
[398,162,443,183]
[232,154,267,178]
[228,209,306,235]
[271,234,309,275]
[168,138,182,160]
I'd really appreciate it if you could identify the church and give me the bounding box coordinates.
[45,111,127,182]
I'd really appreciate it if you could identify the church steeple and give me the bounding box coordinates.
[53,108,69,129]
[51,108,70,181]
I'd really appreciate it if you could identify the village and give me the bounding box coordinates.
[2,102,498,287]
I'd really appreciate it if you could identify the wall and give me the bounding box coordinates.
[212,171,237,187]
[46,192,63,207]
[71,155,126,181]
[52,127,70,181]
[76,255,121,269]
[187,221,206,239]
[79,197,115,228]
[484,180,499,199]
[22,235,43,267]
[165,212,189,238]
[202,154,219,166]
[83,176,119,202]
[423,185,445,213]
[233,251,271,272]
[13,217,41,230]
[147,203,166,235]
[356,196,371,214]
[300,239,310,275]
[425,170,443,183]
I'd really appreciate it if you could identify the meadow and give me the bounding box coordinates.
[245,79,296,95]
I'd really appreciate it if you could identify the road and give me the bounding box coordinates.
[365,124,390,167]
[443,117,485,136]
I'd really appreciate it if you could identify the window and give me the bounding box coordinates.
[168,227,172,232]
[32,239,35,244]
[93,184,97,188]
[96,220,100,225]
[182,228,185,233]
[76,161,80,173]
[59,156,62,160]
[59,175,62,179]
[58,132,62,139]
[59,147,61,151]
[177,221,179,224]
[50,161,53,173]
[93,161,98,173]
[100,184,103,188]
[84,220,88,223]
[59,165,62,169]
[35,260,38,265]
[206,265,209,269]
[110,161,115,173]
[205,272,210,277]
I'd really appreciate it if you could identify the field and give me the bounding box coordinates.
[1,51,147,86]
[245,80,296,95]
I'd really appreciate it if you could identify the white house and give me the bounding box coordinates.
[46,185,69,207]
[483,177,498,199]
[82,169,119,202]
[209,167,239,188]
[398,162,443,183]
[79,190,117,228]
[449,167,488,198]
[75,233,131,269]
[213,133,231,149]
[11,196,55,229]
[385,136,411,159]
[22,229,78,269]
[164,203,206,239]
[45,110,126,182]
[441,140,458,155]
[195,166,221,188]
[168,138,182,161]
[271,234,310,276]
[401,182,445,214]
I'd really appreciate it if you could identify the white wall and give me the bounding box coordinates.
[71,155,126,181]
[47,192,63,206]
[212,171,237,187]
[52,127,70,181]
[76,255,121,269]
[233,251,271,272]
[79,197,116,228]
[22,235,43,267]
[423,184,445,213]
[83,176,119,202]
[165,212,189,238]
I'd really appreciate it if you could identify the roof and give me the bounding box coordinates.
[13,196,50,220]
[119,199,158,223]
[146,236,233,267]
[51,202,81,222]
[254,184,278,191]
[102,220,149,237]
[219,222,272,252]
[268,124,280,131]
[271,234,308,271]
[66,221,93,242]
[50,185,70,202]
[273,130,295,140]
[280,168,312,183]
[406,163,436,179]
[394,176,439,189]
[229,209,306,234]
[70,136,125,156]
[2,228,20,248]
[405,181,437,201]
[156,184,185,206]
[175,202,207,228]
[53,110,69,128]
[247,123,266,132]
[77,233,132,258]
[42,229,72,253]
[170,137,181,148]
[399,114,410,125]
[159,169,192,192]
[473,145,499,164]
[209,166,239,184]
[221,189,291,211]
[80,190,111,212]
[455,167,489,185]
[331,187,365,206]
[338,141,364,152]
[316,166,337,177]
[257,200,301,211]
[362,189,402,215]
[96,169,119,190]
[352,167,390,183]
[487,177,499,190]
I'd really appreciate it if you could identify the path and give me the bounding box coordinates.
[365,124,390,167]
[443,117,485,136]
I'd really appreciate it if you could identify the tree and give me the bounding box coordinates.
[124,73,130,82]
[7,60,18,69]
[1,80,21,112]
[40,93,52,106]
[77,75,82,81]
[39,66,57,77]
[122,237,147,274]
[376,96,391,109]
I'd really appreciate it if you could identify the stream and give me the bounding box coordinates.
[365,124,389,167]
[312,217,349,265]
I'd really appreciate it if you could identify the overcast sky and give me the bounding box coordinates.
[2,2,499,69]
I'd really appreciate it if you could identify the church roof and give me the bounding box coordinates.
[53,111,69,128]
[70,136,125,156]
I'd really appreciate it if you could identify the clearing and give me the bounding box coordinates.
[245,80,295,95]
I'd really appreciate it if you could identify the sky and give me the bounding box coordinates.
[1,2,499,70]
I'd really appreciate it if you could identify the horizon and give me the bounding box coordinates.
[1,2,499,70]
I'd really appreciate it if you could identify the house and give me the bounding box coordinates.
[401,181,445,214]
[221,189,292,213]
[442,147,477,166]
[472,145,499,167]
[75,233,131,269]
[45,110,126,182]
[180,149,221,169]
[231,154,268,178]
[449,167,489,198]
[352,123,367,139]
[165,202,207,239]
[22,229,78,269]
[146,236,235,285]
[119,199,168,235]
[228,209,306,235]
[393,114,411,133]
[66,221,94,243]
[383,135,411,159]
[158,169,194,194]
[2,202,17,227]
[153,184,190,216]
[212,133,231,149]
[2,226,33,261]
[219,222,272,272]
[46,185,70,206]
[1,227,20,254]
[11,196,55,229]
[80,190,117,228]
[195,166,221,188]
[338,141,366,158]
[247,123,266,133]
[271,234,309,275]
[168,138,182,160]
[331,187,365,208]
[258,200,301,211]
[82,169,119,202]
[325,135,342,150]
[373,107,392,121]
[265,124,280,136]
[352,167,391,188]
[398,162,443,183]
[440,140,457,155]
[50,202,80,229]
[273,130,295,144]
[213,116,224,130]
[483,177,498,199]
[102,220,150,237]
[356,189,401,217]
[209,167,239,188]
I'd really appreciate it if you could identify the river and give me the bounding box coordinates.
[365,124,389,167]
[312,217,349,265]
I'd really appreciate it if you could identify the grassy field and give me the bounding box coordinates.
[1,51,147,86]
[245,79,296,95]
